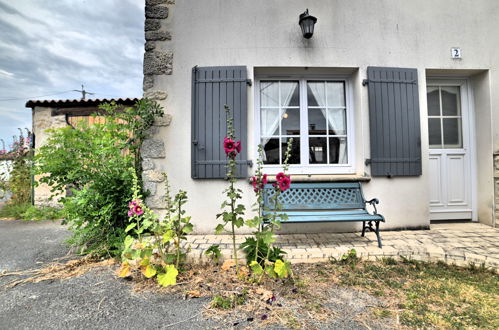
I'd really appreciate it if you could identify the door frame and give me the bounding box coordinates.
[426,77,478,221]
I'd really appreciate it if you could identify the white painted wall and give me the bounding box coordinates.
[151,0,498,232]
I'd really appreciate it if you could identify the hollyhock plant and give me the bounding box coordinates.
[223,137,241,159]
[217,105,246,273]
[276,172,285,182]
[278,175,291,191]
[133,204,144,216]
[223,137,236,154]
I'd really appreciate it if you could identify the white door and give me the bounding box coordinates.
[427,80,475,220]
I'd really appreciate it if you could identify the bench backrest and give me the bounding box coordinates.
[263,182,365,211]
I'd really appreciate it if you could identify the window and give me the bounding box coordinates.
[427,86,463,149]
[256,77,354,174]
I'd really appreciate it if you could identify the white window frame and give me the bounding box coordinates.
[254,74,356,175]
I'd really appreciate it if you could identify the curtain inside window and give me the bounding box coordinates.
[261,83,297,159]
[308,84,347,164]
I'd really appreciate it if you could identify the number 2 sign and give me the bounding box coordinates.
[451,47,462,59]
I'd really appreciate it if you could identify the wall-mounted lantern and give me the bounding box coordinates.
[299,9,317,39]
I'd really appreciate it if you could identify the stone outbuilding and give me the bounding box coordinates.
[26,98,139,206]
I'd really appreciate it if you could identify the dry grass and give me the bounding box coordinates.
[0,256,114,289]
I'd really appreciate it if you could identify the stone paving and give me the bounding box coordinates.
[186,222,499,270]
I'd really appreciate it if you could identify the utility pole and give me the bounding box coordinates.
[73,84,95,100]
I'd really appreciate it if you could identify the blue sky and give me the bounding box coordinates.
[0,0,144,148]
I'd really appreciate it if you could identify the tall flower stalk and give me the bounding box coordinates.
[216,105,245,273]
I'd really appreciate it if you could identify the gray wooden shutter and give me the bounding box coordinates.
[365,67,422,177]
[191,66,250,179]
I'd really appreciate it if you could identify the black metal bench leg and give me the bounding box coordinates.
[361,221,366,237]
[375,221,382,248]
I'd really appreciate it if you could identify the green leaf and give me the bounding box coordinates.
[124,235,134,249]
[260,231,275,245]
[143,264,157,278]
[182,223,194,233]
[250,260,264,275]
[234,217,244,228]
[162,230,174,243]
[215,224,225,234]
[125,222,136,232]
[157,265,178,287]
[274,259,291,279]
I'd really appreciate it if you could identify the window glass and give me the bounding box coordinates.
[308,108,327,135]
[427,87,440,116]
[428,118,442,148]
[309,137,327,164]
[329,137,348,164]
[259,79,350,168]
[443,118,462,148]
[261,108,279,137]
[327,109,346,135]
[427,85,462,149]
[260,81,279,107]
[262,138,280,164]
[326,82,345,107]
[282,137,300,164]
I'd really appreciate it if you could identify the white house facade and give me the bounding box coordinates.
[141,0,499,234]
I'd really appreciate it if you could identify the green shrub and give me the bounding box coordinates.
[0,203,64,220]
[33,99,163,257]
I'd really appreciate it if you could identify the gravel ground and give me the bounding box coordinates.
[0,220,395,329]
[0,220,218,329]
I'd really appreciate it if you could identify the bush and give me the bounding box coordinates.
[34,99,163,257]
[0,129,33,205]
[0,203,63,220]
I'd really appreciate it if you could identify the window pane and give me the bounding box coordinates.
[261,108,279,136]
[307,82,325,107]
[441,86,460,116]
[428,118,442,148]
[262,138,280,164]
[443,118,462,148]
[327,108,346,135]
[308,108,327,135]
[326,82,345,107]
[260,81,279,107]
[329,137,348,164]
[280,81,299,107]
[309,137,327,164]
[427,87,440,116]
[281,108,300,135]
[282,137,300,164]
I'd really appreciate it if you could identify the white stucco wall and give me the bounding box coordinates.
[147,0,498,232]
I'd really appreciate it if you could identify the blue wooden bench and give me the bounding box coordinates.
[262,182,385,248]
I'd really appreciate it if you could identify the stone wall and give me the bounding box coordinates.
[32,106,66,206]
[495,154,499,226]
[141,0,175,211]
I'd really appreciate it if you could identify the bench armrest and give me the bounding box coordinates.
[365,198,379,214]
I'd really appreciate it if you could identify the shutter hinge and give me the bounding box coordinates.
[246,79,252,86]
[362,79,369,86]
[365,158,371,165]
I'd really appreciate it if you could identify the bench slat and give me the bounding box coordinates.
[264,213,383,223]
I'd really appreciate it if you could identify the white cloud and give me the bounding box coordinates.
[0,0,145,144]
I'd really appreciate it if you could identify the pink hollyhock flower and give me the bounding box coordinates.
[278,175,291,191]
[276,172,285,182]
[235,141,241,153]
[223,137,236,155]
[262,174,268,185]
[127,210,133,217]
[250,176,258,189]
[133,204,144,216]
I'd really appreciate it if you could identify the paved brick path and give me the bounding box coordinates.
[186,223,499,270]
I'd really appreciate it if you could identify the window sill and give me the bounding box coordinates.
[263,174,371,183]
